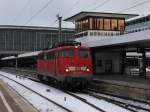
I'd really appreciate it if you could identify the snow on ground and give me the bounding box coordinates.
[0,74,67,112]
[73,93,131,112]
[0,71,136,112]
[0,71,102,112]
[93,92,150,111]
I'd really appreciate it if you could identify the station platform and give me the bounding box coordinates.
[0,80,37,112]
[91,74,150,101]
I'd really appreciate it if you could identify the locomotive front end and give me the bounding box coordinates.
[58,45,93,87]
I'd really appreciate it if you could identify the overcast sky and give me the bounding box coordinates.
[0,0,150,28]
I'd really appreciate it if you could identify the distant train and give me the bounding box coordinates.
[37,41,93,87]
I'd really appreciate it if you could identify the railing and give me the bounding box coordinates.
[125,26,150,34]
[74,26,150,39]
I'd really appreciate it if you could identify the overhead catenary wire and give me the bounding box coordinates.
[91,0,111,11]
[62,0,111,29]
[24,0,55,25]
[67,0,81,12]
[79,0,101,12]
[48,0,149,26]
[63,0,81,18]
[119,0,150,13]
[49,19,57,27]
[83,0,98,10]
[13,0,31,24]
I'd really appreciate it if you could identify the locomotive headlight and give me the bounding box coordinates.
[69,66,76,71]
[65,68,69,72]
[86,68,90,72]
[75,46,79,48]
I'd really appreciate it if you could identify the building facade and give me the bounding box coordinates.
[126,14,150,33]
[0,25,75,56]
[65,12,138,39]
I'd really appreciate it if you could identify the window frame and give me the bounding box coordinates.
[79,49,90,58]
[61,49,75,58]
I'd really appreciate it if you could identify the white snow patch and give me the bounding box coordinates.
[0,71,106,112]
[0,75,67,112]
[73,93,131,112]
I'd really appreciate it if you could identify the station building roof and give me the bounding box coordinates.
[64,11,139,22]
[19,51,41,58]
[0,25,74,31]
[126,14,150,25]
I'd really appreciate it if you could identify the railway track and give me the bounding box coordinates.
[1,69,149,112]
[0,69,133,112]
[0,73,72,112]
[0,71,110,112]
[86,88,150,112]
[64,91,106,112]
[82,91,137,112]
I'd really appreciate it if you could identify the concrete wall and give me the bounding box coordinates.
[94,52,121,74]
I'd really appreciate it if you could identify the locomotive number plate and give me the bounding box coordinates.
[76,67,80,71]
[68,66,76,71]
[81,67,86,71]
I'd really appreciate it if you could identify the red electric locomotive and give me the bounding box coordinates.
[37,41,93,87]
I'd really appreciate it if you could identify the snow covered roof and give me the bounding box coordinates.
[65,11,138,22]
[0,25,74,31]
[19,51,41,58]
[1,51,41,60]
[76,30,150,48]
[126,13,150,22]
[1,56,15,60]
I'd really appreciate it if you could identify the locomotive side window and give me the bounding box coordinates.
[62,50,74,57]
[80,50,90,58]
[47,52,55,60]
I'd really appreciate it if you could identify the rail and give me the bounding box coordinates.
[87,88,150,112]
[2,68,150,112]
[64,91,106,112]
[0,73,72,112]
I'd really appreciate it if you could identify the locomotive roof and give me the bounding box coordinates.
[41,46,89,53]
[42,45,90,53]
[50,41,81,49]
[1,45,89,60]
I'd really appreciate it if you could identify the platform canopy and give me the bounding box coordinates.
[64,11,139,22]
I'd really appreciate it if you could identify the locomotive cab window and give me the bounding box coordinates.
[80,50,90,58]
[62,50,74,57]
[47,52,55,60]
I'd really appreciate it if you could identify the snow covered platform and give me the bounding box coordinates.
[91,75,150,101]
[0,79,37,112]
